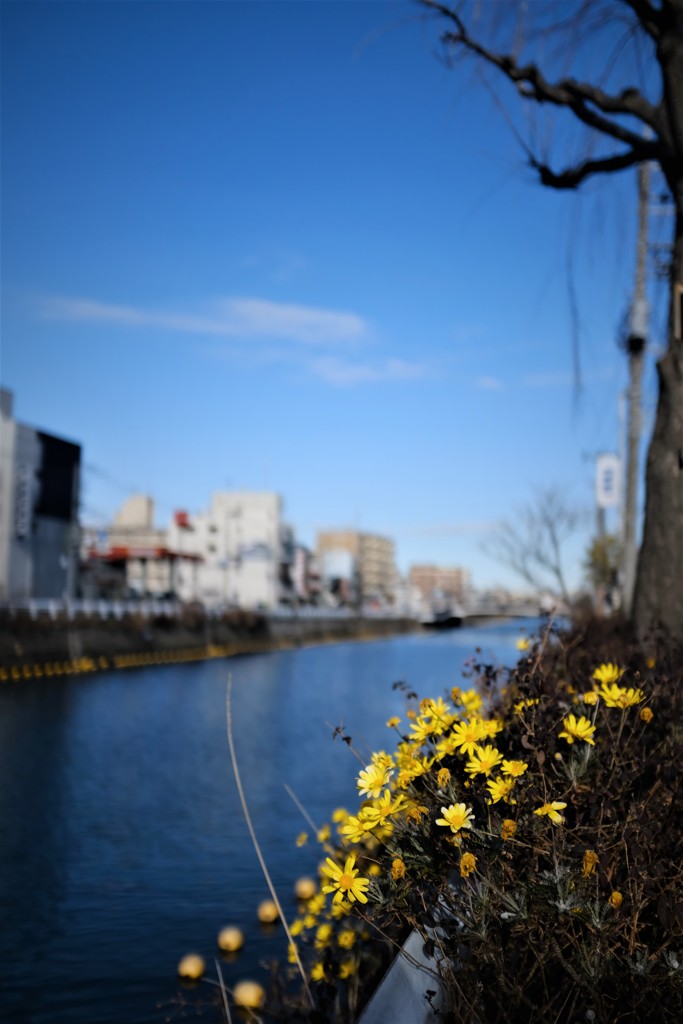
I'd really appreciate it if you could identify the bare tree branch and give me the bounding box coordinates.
[530,146,648,189]
[619,0,664,40]
[424,1,666,170]
[483,487,584,605]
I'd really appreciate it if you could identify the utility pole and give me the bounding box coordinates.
[621,159,650,616]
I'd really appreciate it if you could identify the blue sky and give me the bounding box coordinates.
[1,1,665,589]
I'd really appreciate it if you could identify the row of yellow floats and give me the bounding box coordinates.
[0,643,257,682]
[177,881,317,1010]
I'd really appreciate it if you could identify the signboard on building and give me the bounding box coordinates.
[14,464,33,538]
[596,453,621,509]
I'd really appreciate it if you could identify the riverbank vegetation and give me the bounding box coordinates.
[259,617,682,1023]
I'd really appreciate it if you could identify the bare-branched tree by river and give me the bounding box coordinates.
[422,0,683,638]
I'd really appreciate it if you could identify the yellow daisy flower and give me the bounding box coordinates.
[534,801,567,825]
[321,854,370,905]
[558,713,596,746]
[592,662,624,686]
[465,744,504,777]
[501,759,528,778]
[451,718,485,756]
[435,802,474,834]
[486,775,516,804]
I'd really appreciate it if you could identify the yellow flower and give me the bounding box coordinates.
[339,958,356,979]
[367,862,382,877]
[331,898,352,919]
[391,857,406,880]
[479,717,504,738]
[290,919,304,936]
[307,893,326,915]
[287,941,299,964]
[516,637,530,651]
[501,759,528,778]
[317,824,330,843]
[582,850,599,878]
[437,767,451,787]
[386,716,401,728]
[409,716,434,743]
[501,818,517,840]
[338,928,356,949]
[598,683,645,708]
[451,718,485,756]
[486,776,516,804]
[404,801,429,823]
[340,813,372,844]
[465,744,504,777]
[296,832,308,847]
[406,708,417,720]
[311,962,327,982]
[581,691,599,705]
[461,690,483,713]
[609,891,623,910]
[315,923,332,949]
[459,852,477,877]
[435,733,459,758]
[435,802,474,834]
[534,801,567,825]
[357,762,394,799]
[513,698,539,713]
[558,713,596,746]
[363,790,406,829]
[640,706,654,723]
[592,663,624,686]
[321,854,371,905]
[331,807,348,823]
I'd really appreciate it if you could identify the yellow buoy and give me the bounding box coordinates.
[177,953,205,980]
[257,899,279,924]
[233,980,265,1009]
[217,926,244,953]
[295,877,317,901]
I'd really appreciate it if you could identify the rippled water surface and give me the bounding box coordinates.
[0,620,534,1023]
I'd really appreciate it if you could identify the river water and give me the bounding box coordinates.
[0,620,533,1023]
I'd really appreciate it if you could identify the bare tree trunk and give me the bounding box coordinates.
[633,188,683,638]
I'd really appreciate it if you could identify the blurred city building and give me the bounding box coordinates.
[80,495,200,599]
[316,529,397,606]
[408,564,470,609]
[166,491,290,610]
[0,388,81,601]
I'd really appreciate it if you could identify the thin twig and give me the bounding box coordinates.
[214,959,233,1024]
[226,675,314,1008]
[284,783,319,835]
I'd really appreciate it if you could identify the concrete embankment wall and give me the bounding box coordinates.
[0,610,420,671]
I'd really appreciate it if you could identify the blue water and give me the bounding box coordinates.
[0,620,533,1023]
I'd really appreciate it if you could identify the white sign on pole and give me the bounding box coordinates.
[596,453,621,509]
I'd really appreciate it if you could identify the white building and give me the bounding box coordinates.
[166,491,289,610]
[0,388,81,601]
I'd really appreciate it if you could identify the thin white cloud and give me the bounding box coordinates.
[476,375,505,391]
[39,295,368,345]
[310,356,429,387]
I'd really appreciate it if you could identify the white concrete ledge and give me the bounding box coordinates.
[358,930,443,1024]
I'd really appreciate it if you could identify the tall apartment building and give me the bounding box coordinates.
[166,491,289,610]
[408,564,470,608]
[0,388,81,600]
[316,529,397,604]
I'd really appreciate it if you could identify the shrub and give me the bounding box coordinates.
[271,622,683,1023]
